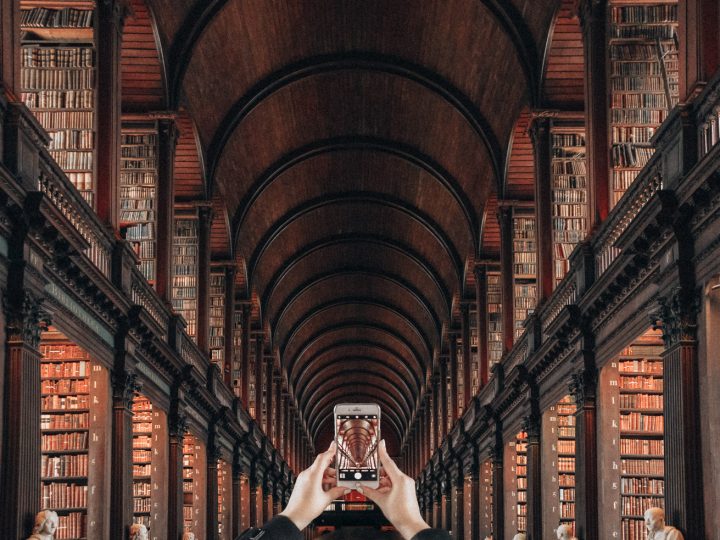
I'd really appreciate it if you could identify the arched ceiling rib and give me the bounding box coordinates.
[146,0,562,450]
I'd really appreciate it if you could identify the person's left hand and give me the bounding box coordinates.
[279,441,348,530]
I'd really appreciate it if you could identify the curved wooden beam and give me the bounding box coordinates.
[247,192,464,292]
[231,136,479,254]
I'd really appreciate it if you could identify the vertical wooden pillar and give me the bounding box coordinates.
[569,359,599,540]
[0,0,20,96]
[439,357,448,442]
[283,397,291,460]
[656,289,705,538]
[452,462,464,540]
[679,0,720,100]
[241,304,251,409]
[155,117,178,302]
[461,303,472,409]
[231,450,244,539]
[95,0,127,227]
[449,333,459,424]
[254,334,263,427]
[491,427,504,540]
[498,205,514,352]
[206,439,220,540]
[109,365,139,540]
[529,116,554,302]
[443,470,453,531]
[249,466,259,527]
[167,398,187,540]
[523,399,542,540]
[467,452,481,540]
[579,0,610,227]
[433,482,442,528]
[474,265,489,387]
[425,397,432,465]
[265,359,273,439]
[223,266,236,386]
[196,204,212,353]
[0,288,47,539]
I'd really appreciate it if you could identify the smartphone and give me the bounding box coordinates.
[334,403,381,489]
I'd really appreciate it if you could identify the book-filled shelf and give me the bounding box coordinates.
[609,1,679,207]
[182,434,205,537]
[599,329,665,540]
[39,330,108,540]
[480,459,493,539]
[231,308,243,398]
[505,431,528,536]
[218,459,230,539]
[172,213,199,339]
[20,1,96,206]
[209,269,226,372]
[487,270,503,369]
[551,127,587,286]
[512,209,537,339]
[544,395,577,534]
[248,338,257,419]
[131,395,153,527]
[121,121,158,283]
[455,335,465,416]
[469,305,480,395]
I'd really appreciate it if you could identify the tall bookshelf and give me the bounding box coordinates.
[209,269,226,372]
[599,330,665,540]
[479,459,493,538]
[231,308,243,398]
[487,271,503,369]
[218,459,230,540]
[469,304,480,395]
[172,216,199,339]
[131,395,153,527]
[40,339,91,540]
[515,432,528,534]
[557,396,577,531]
[512,210,537,339]
[182,434,202,536]
[551,128,587,286]
[120,122,158,283]
[609,1,679,207]
[248,339,257,419]
[20,2,96,206]
[456,335,465,416]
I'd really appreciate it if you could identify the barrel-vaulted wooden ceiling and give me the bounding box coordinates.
[136,0,574,453]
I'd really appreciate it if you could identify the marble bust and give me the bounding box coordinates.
[512,534,527,540]
[130,523,148,540]
[645,507,684,540]
[182,533,195,540]
[556,524,578,540]
[27,510,59,540]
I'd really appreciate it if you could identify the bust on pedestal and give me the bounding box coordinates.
[645,507,684,540]
[512,534,527,540]
[27,510,59,540]
[182,533,195,540]
[556,524,578,540]
[130,523,149,540]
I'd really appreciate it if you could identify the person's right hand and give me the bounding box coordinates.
[360,440,430,539]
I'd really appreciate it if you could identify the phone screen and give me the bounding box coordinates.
[335,412,380,483]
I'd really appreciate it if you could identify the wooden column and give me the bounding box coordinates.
[283,397,291,460]
[523,396,542,540]
[95,0,127,228]
[448,333,459,424]
[223,266,236,386]
[656,288,705,538]
[433,481,442,529]
[474,265,489,387]
[109,364,139,540]
[491,426,505,540]
[529,115,554,302]
[443,469,452,531]
[467,450,481,540]
[167,397,187,540]
[249,465,259,527]
[451,461,464,540]
[0,288,47,539]
[253,334,263,425]
[241,304,251,409]
[155,117,178,303]
[206,437,220,540]
[196,204,212,353]
[439,356,448,442]
[460,303,472,410]
[0,0,20,96]
[679,0,720,100]
[265,358,274,439]
[569,359,599,540]
[498,205,515,352]
[425,397,432,465]
[579,0,610,227]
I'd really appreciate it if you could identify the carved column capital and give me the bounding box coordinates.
[521,412,541,440]
[651,286,701,347]
[4,290,50,348]
[568,367,597,407]
[111,369,141,409]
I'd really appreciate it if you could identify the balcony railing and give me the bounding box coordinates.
[697,71,720,159]
[130,266,169,339]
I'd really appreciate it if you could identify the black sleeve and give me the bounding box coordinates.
[411,528,451,540]
[235,515,303,540]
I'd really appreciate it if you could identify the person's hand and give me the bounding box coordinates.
[279,441,348,530]
[361,440,430,539]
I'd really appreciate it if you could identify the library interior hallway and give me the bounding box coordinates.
[1,0,720,539]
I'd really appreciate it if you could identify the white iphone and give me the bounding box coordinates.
[334,403,381,489]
